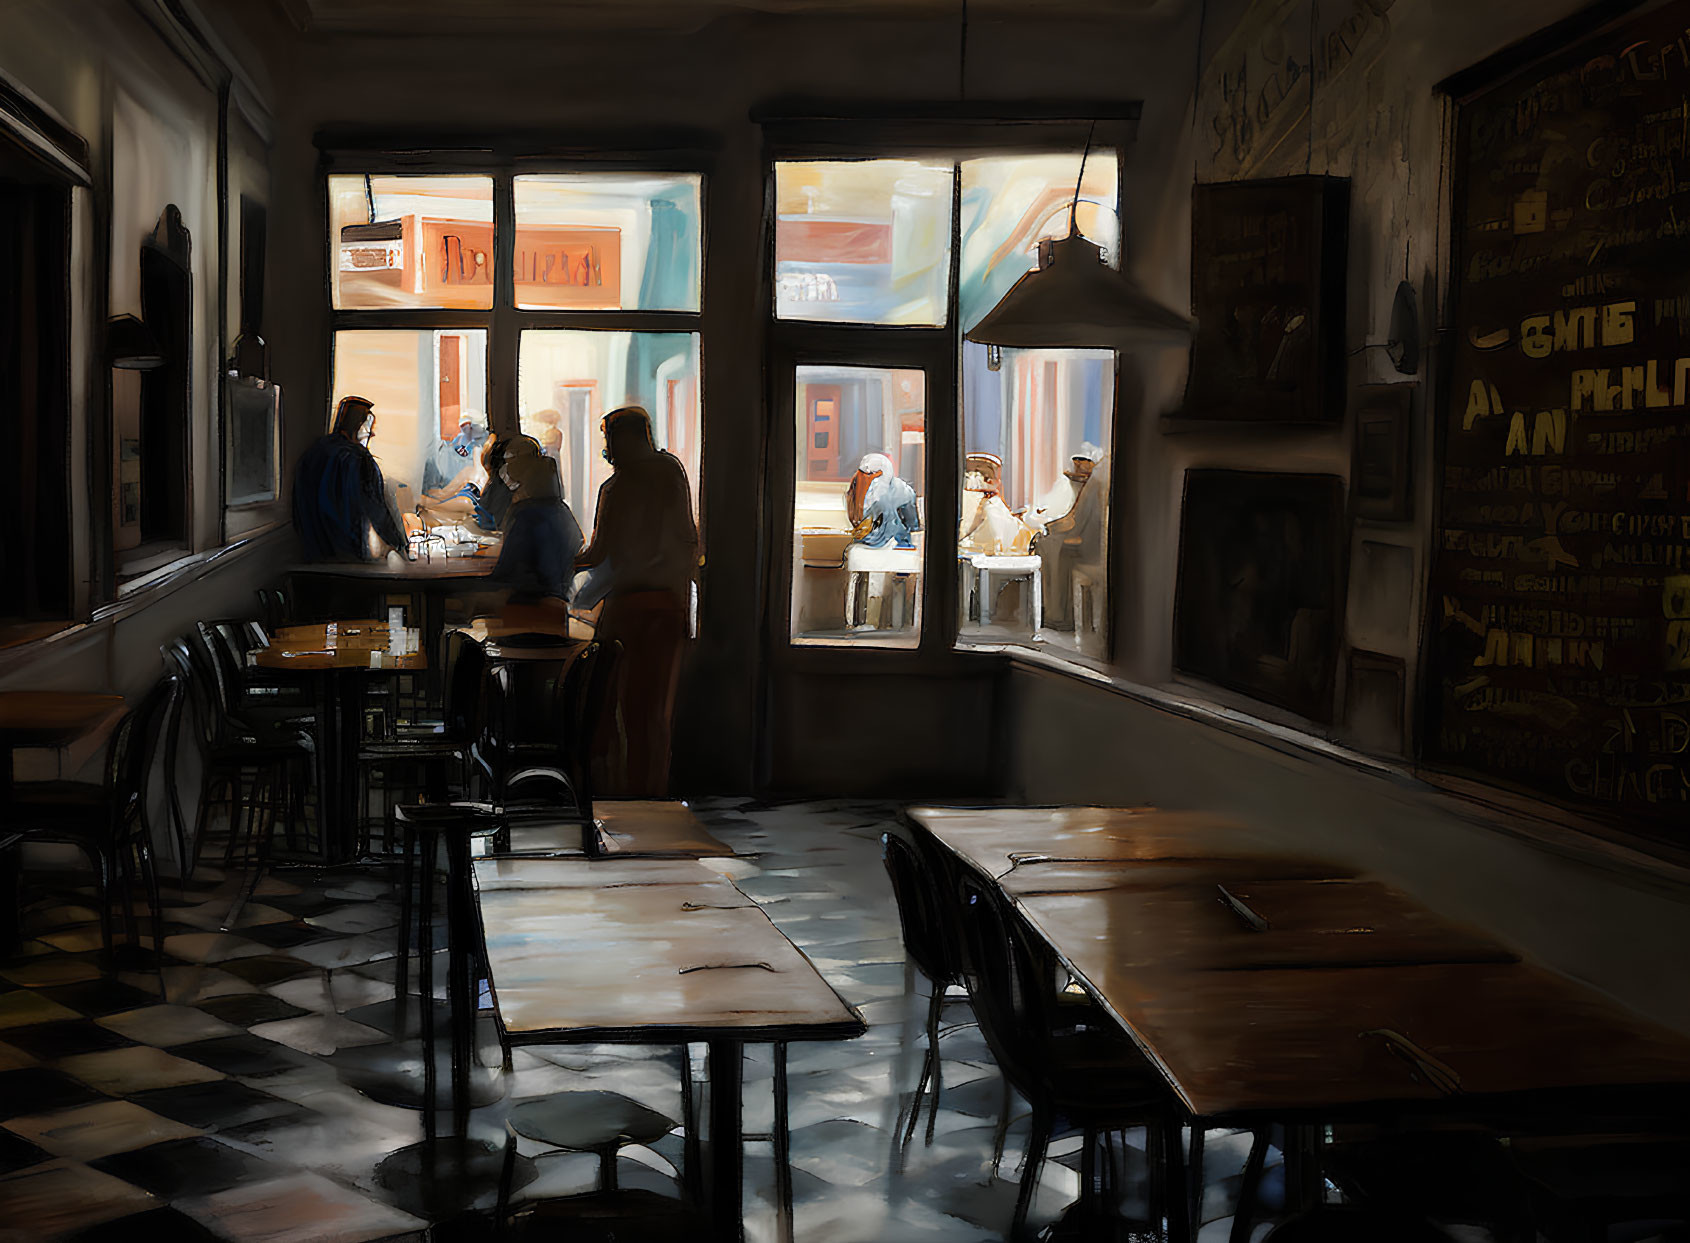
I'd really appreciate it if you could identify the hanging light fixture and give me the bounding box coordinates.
[965,133,1193,349]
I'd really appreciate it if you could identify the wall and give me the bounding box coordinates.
[0,0,286,847]
[1008,662,1690,1034]
[1007,0,1690,1035]
[259,2,1205,795]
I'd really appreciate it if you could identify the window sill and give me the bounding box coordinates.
[1006,653,1690,892]
[0,620,83,651]
[956,631,1111,680]
[116,542,195,589]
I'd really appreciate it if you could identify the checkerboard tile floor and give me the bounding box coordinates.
[0,800,1306,1243]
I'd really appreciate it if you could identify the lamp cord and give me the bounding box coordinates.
[959,0,968,103]
[1071,119,1096,237]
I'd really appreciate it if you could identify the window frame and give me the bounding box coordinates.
[319,144,710,561]
[0,74,88,631]
[762,115,1133,666]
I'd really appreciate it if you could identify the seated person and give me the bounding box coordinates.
[418,434,520,533]
[1035,453,1109,628]
[844,452,920,630]
[1025,443,1102,534]
[847,452,920,550]
[525,408,564,460]
[421,414,489,493]
[959,452,1032,556]
[292,395,408,562]
[487,441,584,625]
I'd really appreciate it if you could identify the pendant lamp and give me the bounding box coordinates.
[965,138,1193,349]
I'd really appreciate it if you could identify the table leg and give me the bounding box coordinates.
[1,745,19,954]
[979,569,993,624]
[445,831,474,1136]
[774,1041,793,1243]
[1030,567,1042,632]
[681,1044,703,1204]
[708,1037,744,1243]
[1283,1122,1325,1215]
[320,671,363,864]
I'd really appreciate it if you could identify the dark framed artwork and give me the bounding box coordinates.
[1174,469,1346,722]
[225,377,280,507]
[1345,649,1407,755]
[1352,384,1413,521]
[1179,175,1348,425]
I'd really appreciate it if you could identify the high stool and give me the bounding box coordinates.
[340,800,519,1221]
[495,1090,683,1227]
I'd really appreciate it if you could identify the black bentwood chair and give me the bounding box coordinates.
[3,674,183,994]
[956,871,1186,1243]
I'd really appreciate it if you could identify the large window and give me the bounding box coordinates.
[0,169,72,626]
[775,146,1117,659]
[328,167,704,563]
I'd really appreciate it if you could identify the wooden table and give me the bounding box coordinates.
[0,691,126,801]
[908,804,1690,1230]
[1013,878,1518,975]
[500,800,738,859]
[450,613,595,661]
[907,804,1293,880]
[0,691,127,949]
[289,558,494,702]
[474,856,863,1243]
[256,622,426,862]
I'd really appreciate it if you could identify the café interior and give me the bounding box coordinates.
[3,0,1690,1239]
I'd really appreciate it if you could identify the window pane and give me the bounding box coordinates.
[958,342,1111,657]
[792,365,925,647]
[331,330,489,523]
[774,160,954,326]
[513,174,702,312]
[329,174,494,310]
[959,152,1118,333]
[518,330,701,538]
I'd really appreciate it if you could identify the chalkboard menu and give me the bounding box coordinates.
[1428,3,1690,838]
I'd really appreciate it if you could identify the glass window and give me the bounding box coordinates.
[958,343,1112,656]
[331,329,489,514]
[518,330,701,535]
[958,152,1118,332]
[791,365,926,647]
[774,160,954,326]
[513,174,702,312]
[329,174,495,310]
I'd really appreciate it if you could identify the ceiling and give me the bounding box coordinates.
[277,0,1171,34]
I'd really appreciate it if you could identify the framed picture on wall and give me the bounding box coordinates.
[1345,649,1407,756]
[225,376,280,507]
[1173,469,1346,722]
[1178,176,1349,425]
[1352,384,1414,521]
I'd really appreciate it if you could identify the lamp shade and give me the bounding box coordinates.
[965,229,1193,349]
[108,314,165,370]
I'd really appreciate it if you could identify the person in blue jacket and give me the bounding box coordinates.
[488,436,583,612]
[292,396,406,561]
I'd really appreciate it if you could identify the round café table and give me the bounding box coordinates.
[255,622,426,864]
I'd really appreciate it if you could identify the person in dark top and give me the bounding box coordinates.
[489,437,583,610]
[576,406,698,797]
[292,396,407,562]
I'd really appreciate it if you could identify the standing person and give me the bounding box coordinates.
[488,438,583,626]
[292,395,407,562]
[575,406,698,797]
